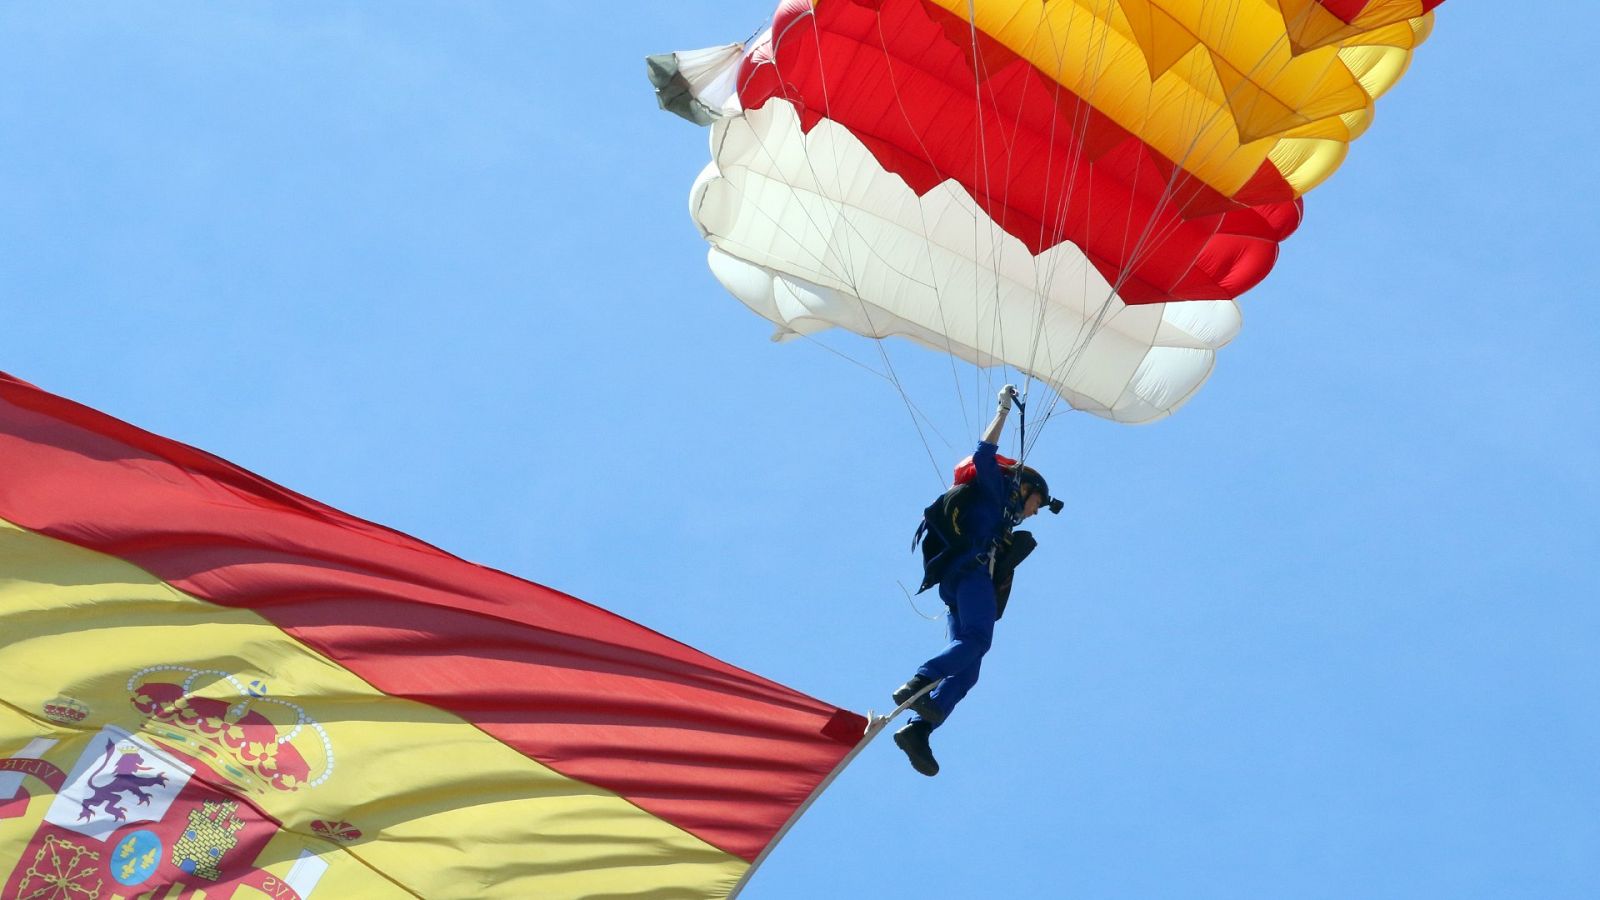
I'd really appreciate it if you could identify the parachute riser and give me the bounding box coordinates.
[1007,388,1028,526]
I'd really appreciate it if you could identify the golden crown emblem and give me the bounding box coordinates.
[126,666,333,792]
[42,696,89,724]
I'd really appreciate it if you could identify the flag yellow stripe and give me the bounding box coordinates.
[0,519,747,899]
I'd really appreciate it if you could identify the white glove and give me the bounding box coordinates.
[997,384,1016,411]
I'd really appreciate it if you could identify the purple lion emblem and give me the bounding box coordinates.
[76,739,168,822]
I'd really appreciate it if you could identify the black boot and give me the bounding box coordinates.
[891,674,945,725]
[893,720,939,776]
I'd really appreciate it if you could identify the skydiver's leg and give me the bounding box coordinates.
[917,569,996,679]
[911,569,996,729]
[928,657,982,725]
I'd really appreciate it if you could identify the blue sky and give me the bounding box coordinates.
[2,3,1596,898]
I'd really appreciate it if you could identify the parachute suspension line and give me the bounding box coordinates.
[689,173,960,474]
[962,0,1033,431]
[943,0,1128,452]
[959,0,1160,454]
[799,7,957,486]
[873,10,978,442]
[727,7,955,486]
[1043,0,1169,407]
[730,9,895,296]
[972,4,1062,432]
[799,332,958,458]
[948,0,1139,459]
[1091,0,1259,289]
[757,0,1092,462]
[1007,0,1284,449]
[974,3,1056,431]
[962,1,1060,434]
[966,0,1029,422]
[1031,5,1301,441]
[1015,5,1090,415]
[784,327,966,455]
[787,329,959,473]
[963,0,991,423]
[740,18,769,49]
[1021,0,1125,419]
[742,7,981,465]
[1004,0,1129,452]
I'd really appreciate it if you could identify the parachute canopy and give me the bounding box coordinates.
[655,0,1443,423]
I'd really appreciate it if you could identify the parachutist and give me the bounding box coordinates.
[892,385,1054,776]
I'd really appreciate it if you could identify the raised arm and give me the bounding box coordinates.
[980,385,1017,446]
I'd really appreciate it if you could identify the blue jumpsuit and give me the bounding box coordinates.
[913,440,1008,730]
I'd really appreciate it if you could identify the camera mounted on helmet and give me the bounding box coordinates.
[1006,464,1062,516]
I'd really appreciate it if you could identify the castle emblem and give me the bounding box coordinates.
[171,800,246,881]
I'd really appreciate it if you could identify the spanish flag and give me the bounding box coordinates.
[0,372,866,899]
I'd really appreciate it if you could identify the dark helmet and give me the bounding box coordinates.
[1007,465,1063,515]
